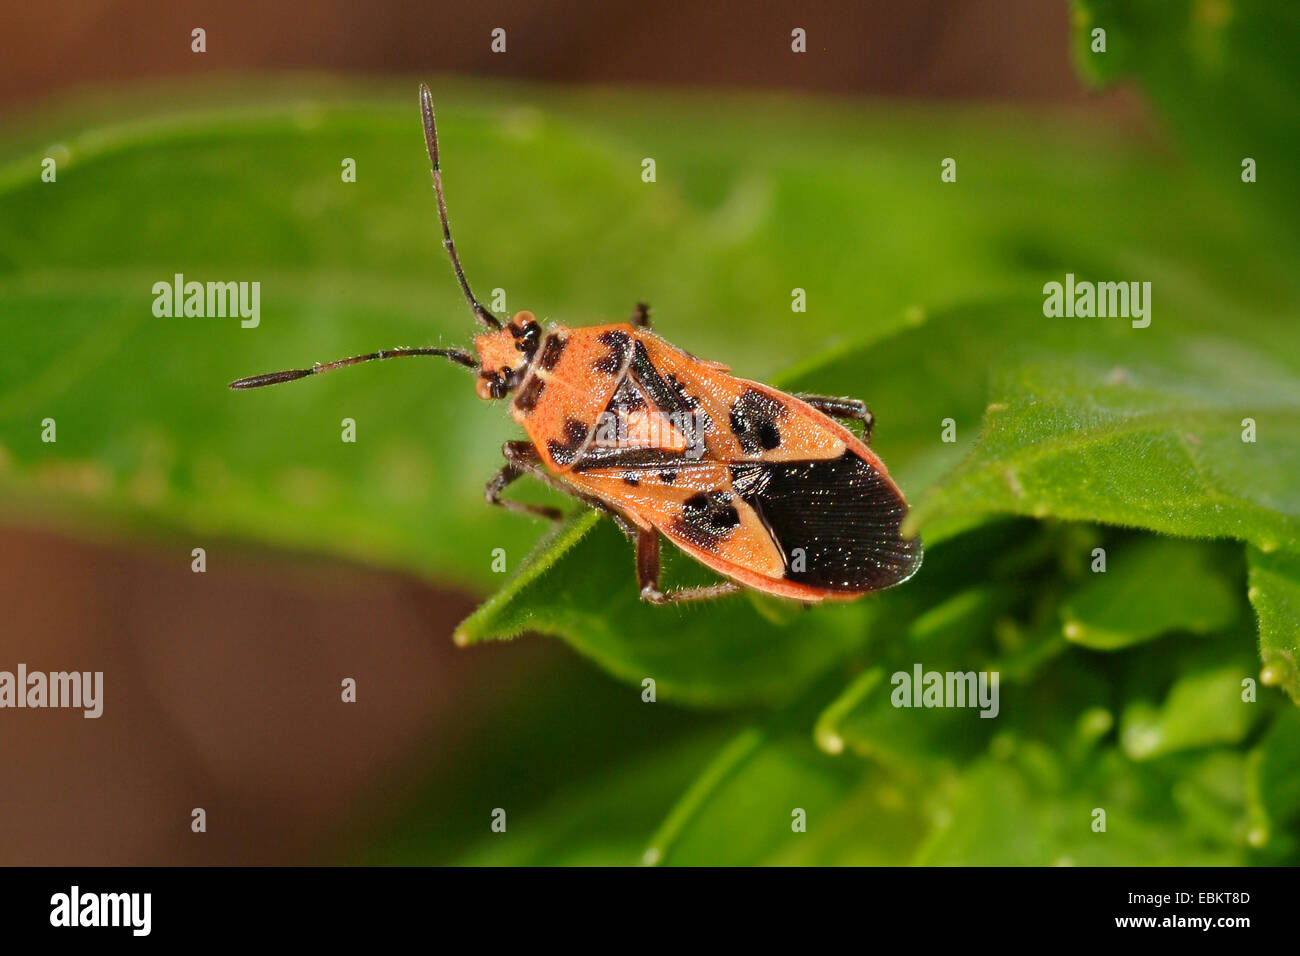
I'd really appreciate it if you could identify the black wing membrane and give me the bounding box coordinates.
[730,452,923,591]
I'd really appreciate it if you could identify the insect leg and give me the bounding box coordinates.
[489,442,639,539]
[629,301,652,328]
[485,442,565,521]
[795,393,874,442]
[603,510,639,540]
[635,527,741,604]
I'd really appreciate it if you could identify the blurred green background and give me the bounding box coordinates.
[1,0,1298,865]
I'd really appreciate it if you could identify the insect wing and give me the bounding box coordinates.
[572,330,923,595]
[573,462,787,580]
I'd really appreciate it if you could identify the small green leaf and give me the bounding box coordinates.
[914,747,1243,866]
[456,731,729,867]
[812,578,1014,768]
[1061,537,1241,650]
[1248,546,1300,702]
[645,724,927,866]
[909,587,1007,646]
[1120,664,1261,761]
[813,664,996,769]
[1246,707,1300,853]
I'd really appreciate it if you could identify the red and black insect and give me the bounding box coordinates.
[231,85,922,603]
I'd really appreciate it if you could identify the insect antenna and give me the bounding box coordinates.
[420,83,501,331]
[228,346,478,390]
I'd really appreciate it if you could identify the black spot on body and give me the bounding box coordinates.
[729,388,784,453]
[513,374,546,413]
[594,330,631,375]
[629,343,691,415]
[546,441,572,465]
[538,334,568,371]
[622,474,640,487]
[730,452,922,592]
[564,418,587,444]
[547,417,590,467]
[571,446,686,471]
[660,470,677,484]
[673,490,740,550]
[665,373,699,410]
[606,377,646,415]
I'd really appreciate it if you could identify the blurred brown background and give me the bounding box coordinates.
[0,0,1137,864]
[5,0,1117,107]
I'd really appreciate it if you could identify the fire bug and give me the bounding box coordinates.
[230,85,922,603]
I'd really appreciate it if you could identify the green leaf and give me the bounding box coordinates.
[914,747,1244,865]
[646,661,1256,865]
[455,731,730,866]
[643,723,930,866]
[1246,707,1300,854]
[455,511,876,706]
[1060,537,1242,650]
[1248,546,1300,702]
[909,348,1300,552]
[811,570,1020,767]
[1119,663,1261,761]
[1071,0,1300,235]
[812,664,997,770]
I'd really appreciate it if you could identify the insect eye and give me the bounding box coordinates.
[489,374,509,399]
